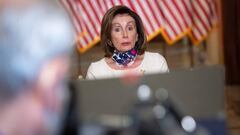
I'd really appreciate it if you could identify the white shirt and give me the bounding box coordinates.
[86,51,169,79]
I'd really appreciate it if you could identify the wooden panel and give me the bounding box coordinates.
[225,86,240,135]
[222,0,240,85]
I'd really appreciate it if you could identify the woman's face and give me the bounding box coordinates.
[111,14,138,52]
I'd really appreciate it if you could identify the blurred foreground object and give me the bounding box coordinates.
[0,0,74,135]
[74,65,229,135]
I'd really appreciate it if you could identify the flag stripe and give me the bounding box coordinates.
[198,0,212,27]
[137,0,156,32]
[65,0,83,33]
[162,0,184,33]
[160,1,181,36]
[75,1,96,40]
[192,1,210,31]
[210,0,218,23]
[88,0,102,24]
[158,1,178,40]
[111,0,121,5]
[61,0,81,33]
[166,0,186,31]
[147,0,163,27]
[66,0,89,48]
[139,0,159,31]
[173,0,188,28]
[95,0,105,15]
[182,0,193,25]
[128,0,152,35]
[176,0,192,27]
[79,0,99,35]
[100,0,108,12]
[119,0,124,5]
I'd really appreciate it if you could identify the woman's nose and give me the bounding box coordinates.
[122,30,128,38]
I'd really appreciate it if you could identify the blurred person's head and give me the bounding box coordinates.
[0,0,74,134]
[101,5,147,57]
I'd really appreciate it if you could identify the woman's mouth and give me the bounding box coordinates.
[121,42,131,46]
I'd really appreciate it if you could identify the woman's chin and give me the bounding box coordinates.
[118,46,134,52]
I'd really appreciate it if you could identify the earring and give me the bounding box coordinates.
[107,40,113,47]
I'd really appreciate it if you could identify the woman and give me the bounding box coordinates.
[86,5,169,79]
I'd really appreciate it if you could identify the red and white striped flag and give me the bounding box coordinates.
[60,0,102,52]
[189,0,218,44]
[60,0,218,53]
[61,0,164,53]
[158,0,192,44]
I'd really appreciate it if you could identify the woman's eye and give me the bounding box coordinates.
[127,26,134,31]
[113,27,121,32]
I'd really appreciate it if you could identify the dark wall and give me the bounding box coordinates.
[222,0,240,85]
